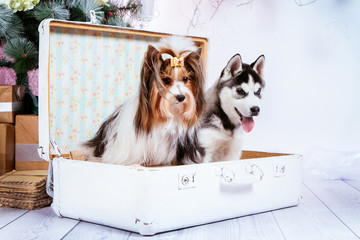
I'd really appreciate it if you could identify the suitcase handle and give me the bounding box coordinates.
[220,164,264,184]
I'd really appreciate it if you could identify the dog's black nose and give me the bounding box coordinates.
[250,106,260,116]
[176,94,186,102]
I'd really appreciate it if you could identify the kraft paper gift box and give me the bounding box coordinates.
[0,170,52,209]
[0,85,25,123]
[37,19,302,235]
[15,115,48,171]
[0,123,15,176]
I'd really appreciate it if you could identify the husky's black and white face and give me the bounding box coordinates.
[218,54,265,133]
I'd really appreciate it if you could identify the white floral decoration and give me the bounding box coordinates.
[96,0,109,6]
[0,0,40,13]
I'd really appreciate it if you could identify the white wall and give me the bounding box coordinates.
[144,0,360,154]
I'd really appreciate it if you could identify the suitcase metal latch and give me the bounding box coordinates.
[178,172,196,190]
[274,162,287,177]
[220,164,264,185]
[37,146,49,161]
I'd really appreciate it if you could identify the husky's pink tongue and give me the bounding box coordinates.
[242,117,255,133]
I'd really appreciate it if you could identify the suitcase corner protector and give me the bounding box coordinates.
[51,202,62,217]
[135,218,158,236]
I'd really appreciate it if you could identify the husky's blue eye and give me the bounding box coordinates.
[162,77,171,85]
[183,77,188,83]
[255,88,262,95]
[236,88,246,95]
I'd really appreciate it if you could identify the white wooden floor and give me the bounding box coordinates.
[0,176,359,240]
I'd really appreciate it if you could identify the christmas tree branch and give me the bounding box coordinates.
[0,58,15,68]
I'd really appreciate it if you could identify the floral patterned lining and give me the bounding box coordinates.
[48,26,160,154]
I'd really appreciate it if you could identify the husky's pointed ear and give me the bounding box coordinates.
[221,54,242,80]
[252,55,265,78]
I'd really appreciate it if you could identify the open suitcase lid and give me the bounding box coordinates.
[37,19,208,161]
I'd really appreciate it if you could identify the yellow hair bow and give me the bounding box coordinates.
[171,57,184,67]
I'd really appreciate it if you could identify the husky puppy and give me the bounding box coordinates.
[198,54,265,163]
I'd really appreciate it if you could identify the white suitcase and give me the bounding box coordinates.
[37,19,302,236]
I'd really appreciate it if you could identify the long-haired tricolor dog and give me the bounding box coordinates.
[81,36,205,166]
[198,54,265,163]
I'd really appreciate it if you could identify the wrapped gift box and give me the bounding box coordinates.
[15,115,48,171]
[0,123,15,176]
[0,85,25,123]
[0,170,52,209]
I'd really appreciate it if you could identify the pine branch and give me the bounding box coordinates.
[16,11,40,49]
[50,2,71,19]
[126,0,142,15]
[116,1,142,17]
[0,58,15,68]
[33,2,53,21]
[33,1,70,22]
[65,0,80,8]
[0,6,24,40]
[70,0,104,22]
[107,15,126,27]
[0,6,12,37]
[102,2,119,14]
[16,73,29,91]
[3,38,38,74]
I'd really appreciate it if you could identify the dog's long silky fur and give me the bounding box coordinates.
[82,36,205,166]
